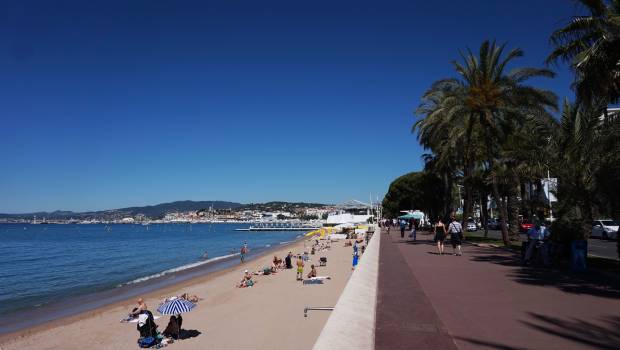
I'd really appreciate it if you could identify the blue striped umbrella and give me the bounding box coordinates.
[157,299,196,315]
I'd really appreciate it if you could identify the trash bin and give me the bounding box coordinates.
[570,239,587,272]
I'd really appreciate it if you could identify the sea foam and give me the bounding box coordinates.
[120,252,240,286]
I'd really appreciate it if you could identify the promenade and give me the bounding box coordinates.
[375,228,620,350]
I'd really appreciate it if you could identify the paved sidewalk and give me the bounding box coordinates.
[376,229,458,349]
[375,228,620,350]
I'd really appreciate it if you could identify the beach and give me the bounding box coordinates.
[0,236,355,349]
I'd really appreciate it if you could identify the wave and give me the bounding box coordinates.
[279,241,293,245]
[119,253,240,287]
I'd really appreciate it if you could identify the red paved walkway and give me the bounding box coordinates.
[375,228,620,350]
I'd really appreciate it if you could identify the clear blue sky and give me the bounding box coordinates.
[0,0,580,213]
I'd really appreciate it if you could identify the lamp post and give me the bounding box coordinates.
[545,136,554,221]
[456,185,463,216]
[547,169,553,221]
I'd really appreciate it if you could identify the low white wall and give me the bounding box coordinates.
[312,225,380,350]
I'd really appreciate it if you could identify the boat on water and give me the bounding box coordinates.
[235,221,320,232]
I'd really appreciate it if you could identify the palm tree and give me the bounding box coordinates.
[415,41,558,245]
[542,100,620,238]
[547,0,620,106]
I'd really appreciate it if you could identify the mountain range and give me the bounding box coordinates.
[0,200,326,220]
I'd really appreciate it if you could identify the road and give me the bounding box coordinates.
[468,229,619,260]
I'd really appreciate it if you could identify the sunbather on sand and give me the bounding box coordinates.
[129,298,147,316]
[237,270,256,288]
[179,293,202,303]
[307,264,317,279]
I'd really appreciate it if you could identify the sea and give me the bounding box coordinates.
[0,223,303,334]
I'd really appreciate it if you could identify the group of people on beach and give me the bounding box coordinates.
[236,238,330,288]
[123,292,203,347]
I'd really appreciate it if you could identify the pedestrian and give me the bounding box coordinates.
[447,217,463,256]
[285,251,293,269]
[352,242,359,270]
[434,217,447,255]
[296,255,304,281]
[409,221,417,241]
[240,243,248,263]
[524,222,547,264]
[400,220,406,238]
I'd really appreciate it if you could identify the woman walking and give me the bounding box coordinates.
[434,217,447,255]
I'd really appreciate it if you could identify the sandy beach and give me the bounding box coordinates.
[0,237,355,350]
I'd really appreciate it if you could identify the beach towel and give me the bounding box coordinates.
[125,315,161,323]
[303,276,331,285]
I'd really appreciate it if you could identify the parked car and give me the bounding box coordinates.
[591,220,619,240]
[466,222,477,232]
[487,219,508,230]
[519,221,534,234]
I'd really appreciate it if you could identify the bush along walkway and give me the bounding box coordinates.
[375,228,620,350]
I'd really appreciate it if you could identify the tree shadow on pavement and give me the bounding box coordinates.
[453,336,529,350]
[467,247,620,299]
[521,312,620,350]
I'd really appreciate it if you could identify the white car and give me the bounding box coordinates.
[591,220,619,240]
[466,222,477,232]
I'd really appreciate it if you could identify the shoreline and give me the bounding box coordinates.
[0,235,307,343]
[1,233,354,349]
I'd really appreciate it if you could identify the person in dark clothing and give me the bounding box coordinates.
[163,315,183,339]
[285,252,293,269]
[137,310,158,338]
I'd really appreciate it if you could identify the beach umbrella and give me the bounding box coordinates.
[157,298,196,315]
[157,298,196,340]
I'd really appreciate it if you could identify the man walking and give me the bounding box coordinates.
[240,242,248,263]
[448,217,463,256]
[409,221,417,241]
[524,223,548,264]
[399,220,406,238]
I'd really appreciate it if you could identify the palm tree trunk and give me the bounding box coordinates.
[481,190,489,238]
[443,172,453,220]
[486,134,509,245]
[491,174,510,245]
[508,190,520,241]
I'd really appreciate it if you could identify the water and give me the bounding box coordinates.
[0,223,302,325]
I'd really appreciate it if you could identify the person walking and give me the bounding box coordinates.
[448,217,463,256]
[399,220,406,238]
[352,242,359,270]
[524,222,548,264]
[434,217,447,255]
[409,221,417,241]
[240,243,248,263]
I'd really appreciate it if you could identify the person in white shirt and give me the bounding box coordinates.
[448,217,463,256]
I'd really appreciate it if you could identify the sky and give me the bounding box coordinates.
[0,0,582,213]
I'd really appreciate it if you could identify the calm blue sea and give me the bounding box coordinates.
[0,223,301,322]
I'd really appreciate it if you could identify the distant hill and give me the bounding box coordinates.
[0,200,243,220]
[239,202,327,211]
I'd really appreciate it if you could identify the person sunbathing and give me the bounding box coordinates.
[179,293,202,303]
[129,298,147,317]
[237,270,256,287]
[307,264,317,278]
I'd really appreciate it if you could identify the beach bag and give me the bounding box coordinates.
[138,336,156,348]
